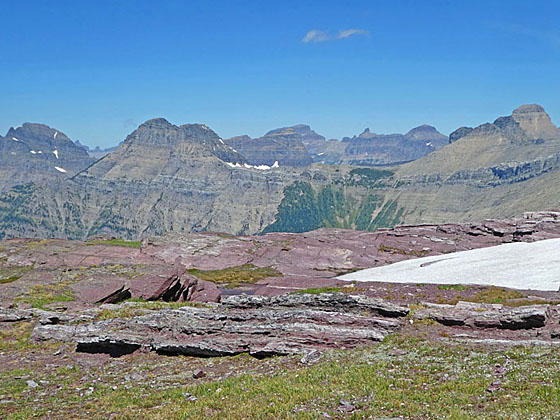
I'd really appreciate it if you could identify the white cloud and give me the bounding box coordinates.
[302,30,331,43]
[336,29,369,39]
[302,28,369,43]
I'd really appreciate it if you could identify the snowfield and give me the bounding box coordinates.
[338,238,560,291]
[225,161,279,170]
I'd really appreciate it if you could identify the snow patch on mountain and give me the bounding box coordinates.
[224,160,280,170]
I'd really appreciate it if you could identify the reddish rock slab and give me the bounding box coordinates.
[129,266,186,301]
[71,275,130,304]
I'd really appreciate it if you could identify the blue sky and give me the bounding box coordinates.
[1,0,559,147]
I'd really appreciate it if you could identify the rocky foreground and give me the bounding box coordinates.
[1,210,560,359]
[0,292,554,360]
[3,212,560,418]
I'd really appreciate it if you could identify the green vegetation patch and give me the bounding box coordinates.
[0,275,22,284]
[437,284,468,291]
[440,286,527,306]
[262,181,321,233]
[5,335,560,419]
[87,238,142,248]
[0,265,34,284]
[372,200,405,229]
[0,321,34,352]
[187,264,282,288]
[348,167,394,187]
[0,184,38,231]
[15,281,75,309]
[262,181,383,234]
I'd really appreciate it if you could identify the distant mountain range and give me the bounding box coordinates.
[0,104,559,240]
[73,121,448,168]
[224,123,448,167]
[75,141,120,159]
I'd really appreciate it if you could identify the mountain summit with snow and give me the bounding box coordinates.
[0,123,94,191]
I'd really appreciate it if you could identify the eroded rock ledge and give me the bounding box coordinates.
[30,293,408,358]
[414,301,549,330]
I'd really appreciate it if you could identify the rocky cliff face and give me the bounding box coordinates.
[337,125,447,166]
[225,123,447,167]
[0,123,94,191]
[225,127,313,167]
[270,124,327,157]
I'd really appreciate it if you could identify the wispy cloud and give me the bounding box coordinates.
[336,29,369,39]
[302,30,331,43]
[302,28,369,43]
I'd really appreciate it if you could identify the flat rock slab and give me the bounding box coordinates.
[339,238,560,291]
[414,301,550,330]
[222,293,410,318]
[31,293,407,358]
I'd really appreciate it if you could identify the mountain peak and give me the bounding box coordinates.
[405,125,445,141]
[6,123,71,143]
[511,104,558,139]
[138,118,175,130]
[358,128,375,138]
[513,104,546,114]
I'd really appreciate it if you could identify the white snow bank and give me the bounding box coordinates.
[30,150,37,154]
[225,160,280,170]
[53,150,59,159]
[338,238,560,291]
[54,166,67,173]
[11,137,20,142]
[54,131,58,139]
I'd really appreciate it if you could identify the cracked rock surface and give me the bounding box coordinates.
[31,293,407,358]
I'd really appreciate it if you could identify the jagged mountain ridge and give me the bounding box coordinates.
[0,118,365,239]
[82,118,248,182]
[0,123,94,192]
[1,104,560,240]
[225,123,448,167]
[337,125,448,166]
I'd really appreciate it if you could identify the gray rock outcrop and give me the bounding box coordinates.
[31,293,407,358]
[414,301,549,330]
